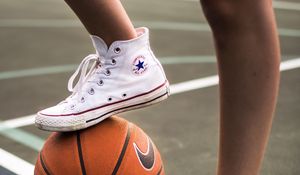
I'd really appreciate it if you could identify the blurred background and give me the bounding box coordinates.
[0,0,299,174]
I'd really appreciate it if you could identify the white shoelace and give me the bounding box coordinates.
[65,54,115,105]
[68,54,99,94]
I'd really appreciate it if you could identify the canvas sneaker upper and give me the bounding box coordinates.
[38,27,168,117]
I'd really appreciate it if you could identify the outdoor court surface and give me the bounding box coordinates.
[0,0,300,174]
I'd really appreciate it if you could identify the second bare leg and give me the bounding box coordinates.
[200,0,280,174]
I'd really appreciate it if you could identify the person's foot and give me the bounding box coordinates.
[35,27,169,132]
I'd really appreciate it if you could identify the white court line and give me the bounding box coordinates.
[0,148,34,175]
[280,57,300,71]
[1,115,35,128]
[0,19,81,28]
[1,57,300,129]
[183,0,300,11]
[274,1,300,11]
[171,57,300,94]
[170,75,218,95]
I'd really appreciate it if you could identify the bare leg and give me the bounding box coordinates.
[65,0,137,46]
[200,0,280,174]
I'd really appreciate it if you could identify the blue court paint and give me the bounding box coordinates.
[0,122,44,151]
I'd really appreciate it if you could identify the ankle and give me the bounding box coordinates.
[98,30,137,47]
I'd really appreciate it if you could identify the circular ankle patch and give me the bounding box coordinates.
[132,55,148,75]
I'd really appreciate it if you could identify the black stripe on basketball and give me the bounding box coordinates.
[112,125,131,175]
[76,132,87,175]
[87,92,168,123]
[40,152,51,175]
[157,165,163,175]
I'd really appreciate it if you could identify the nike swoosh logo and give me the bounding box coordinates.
[133,136,155,170]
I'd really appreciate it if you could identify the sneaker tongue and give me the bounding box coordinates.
[90,35,108,58]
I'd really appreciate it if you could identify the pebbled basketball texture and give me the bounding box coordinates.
[34,116,165,175]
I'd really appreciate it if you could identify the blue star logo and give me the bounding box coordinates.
[135,60,145,71]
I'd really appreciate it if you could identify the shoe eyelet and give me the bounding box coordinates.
[105,69,111,76]
[122,93,127,98]
[88,88,95,95]
[70,104,76,110]
[97,79,104,86]
[114,47,121,54]
[96,60,101,68]
[108,97,112,101]
[111,59,117,65]
[80,97,85,103]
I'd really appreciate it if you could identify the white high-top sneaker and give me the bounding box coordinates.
[35,27,169,131]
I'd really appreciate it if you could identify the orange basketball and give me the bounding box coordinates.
[34,116,165,175]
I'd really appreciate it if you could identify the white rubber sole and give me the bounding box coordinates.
[35,82,170,132]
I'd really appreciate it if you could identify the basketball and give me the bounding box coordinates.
[34,116,165,175]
